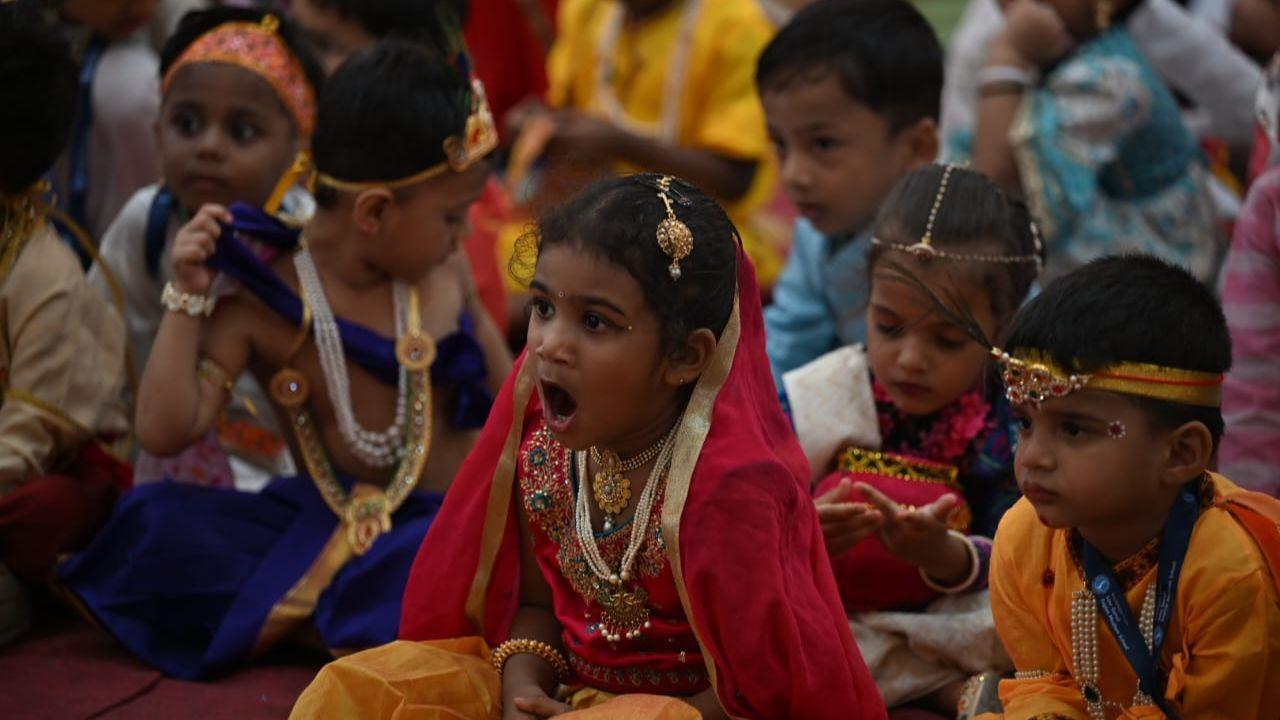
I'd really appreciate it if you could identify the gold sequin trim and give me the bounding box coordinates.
[837,446,960,488]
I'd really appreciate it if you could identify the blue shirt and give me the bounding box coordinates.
[765,218,872,387]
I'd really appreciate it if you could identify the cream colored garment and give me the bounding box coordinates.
[0,224,128,488]
[851,590,1013,708]
[782,344,881,482]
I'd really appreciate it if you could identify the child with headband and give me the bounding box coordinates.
[290,174,887,720]
[782,164,1040,714]
[89,6,325,487]
[60,40,511,680]
[948,255,1280,717]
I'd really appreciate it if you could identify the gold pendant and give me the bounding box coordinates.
[591,450,632,517]
[269,368,310,408]
[345,485,392,555]
[597,583,651,642]
[396,332,437,372]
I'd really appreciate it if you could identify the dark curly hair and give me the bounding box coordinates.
[513,174,741,353]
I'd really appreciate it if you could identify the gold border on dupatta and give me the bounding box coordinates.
[465,358,539,632]
[660,293,742,719]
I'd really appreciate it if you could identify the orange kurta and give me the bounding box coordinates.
[980,474,1280,719]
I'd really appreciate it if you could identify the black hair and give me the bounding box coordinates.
[514,174,740,353]
[755,0,942,132]
[303,0,467,57]
[0,12,77,194]
[159,6,326,131]
[868,165,1043,332]
[311,39,472,207]
[1005,255,1232,444]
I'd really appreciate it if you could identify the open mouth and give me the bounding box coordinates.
[539,379,578,433]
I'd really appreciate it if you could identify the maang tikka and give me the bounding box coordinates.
[655,176,694,280]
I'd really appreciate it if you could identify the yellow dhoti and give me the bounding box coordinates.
[289,638,701,720]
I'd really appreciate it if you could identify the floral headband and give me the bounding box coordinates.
[162,15,316,140]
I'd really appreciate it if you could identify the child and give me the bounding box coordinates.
[0,13,130,644]
[973,0,1221,283]
[290,175,887,719]
[60,40,511,680]
[512,0,783,288]
[89,6,325,487]
[953,256,1280,717]
[48,0,165,243]
[756,0,942,386]
[1220,54,1280,497]
[782,165,1039,713]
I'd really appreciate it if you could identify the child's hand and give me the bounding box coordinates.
[549,110,621,162]
[815,478,882,557]
[856,482,967,580]
[996,0,1073,69]
[171,203,231,297]
[509,692,573,719]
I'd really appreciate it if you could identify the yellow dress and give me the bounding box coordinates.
[979,474,1280,719]
[541,0,782,286]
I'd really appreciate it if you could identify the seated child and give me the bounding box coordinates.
[782,165,1039,713]
[0,13,130,644]
[50,0,165,242]
[89,6,325,487]
[1220,55,1280,497]
[511,0,784,288]
[973,0,1222,283]
[962,256,1280,717]
[59,40,511,680]
[756,0,942,385]
[286,0,513,337]
[290,175,887,719]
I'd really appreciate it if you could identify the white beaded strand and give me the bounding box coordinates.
[295,248,409,468]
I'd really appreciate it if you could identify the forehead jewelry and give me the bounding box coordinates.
[655,176,694,280]
[870,164,1043,268]
[1107,421,1127,439]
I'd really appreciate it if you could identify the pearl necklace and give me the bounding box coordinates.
[573,426,677,642]
[593,0,703,143]
[1070,583,1157,719]
[294,248,409,468]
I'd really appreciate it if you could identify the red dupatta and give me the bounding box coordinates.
[399,251,886,720]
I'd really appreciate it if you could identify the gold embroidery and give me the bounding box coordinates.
[568,650,707,689]
[518,426,667,608]
[837,447,961,488]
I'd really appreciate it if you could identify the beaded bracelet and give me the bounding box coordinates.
[162,282,217,317]
[491,639,571,683]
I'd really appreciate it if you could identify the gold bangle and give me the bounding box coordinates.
[197,357,234,395]
[490,639,571,683]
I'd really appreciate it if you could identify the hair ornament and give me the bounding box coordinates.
[870,163,1042,267]
[162,14,316,139]
[315,78,497,193]
[990,348,1224,408]
[655,175,693,280]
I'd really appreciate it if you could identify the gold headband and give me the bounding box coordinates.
[314,78,497,193]
[991,348,1224,408]
[870,164,1043,269]
[655,176,693,280]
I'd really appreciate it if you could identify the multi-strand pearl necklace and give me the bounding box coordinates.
[573,425,678,642]
[1069,584,1158,719]
[294,248,408,468]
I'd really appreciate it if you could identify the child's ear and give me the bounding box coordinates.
[662,328,718,388]
[1160,421,1214,488]
[899,117,940,169]
[351,188,395,236]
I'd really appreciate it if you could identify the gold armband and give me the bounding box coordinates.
[197,358,234,395]
[490,639,570,683]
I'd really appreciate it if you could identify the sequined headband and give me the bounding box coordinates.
[162,15,316,139]
[870,164,1043,270]
[314,78,498,193]
[991,348,1224,408]
[655,176,693,280]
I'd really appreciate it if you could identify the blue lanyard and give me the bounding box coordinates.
[64,36,107,264]
[1078,484,1200,719]
[144,187,176,279]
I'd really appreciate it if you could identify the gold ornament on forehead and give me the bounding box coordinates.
[655,176,694,280]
